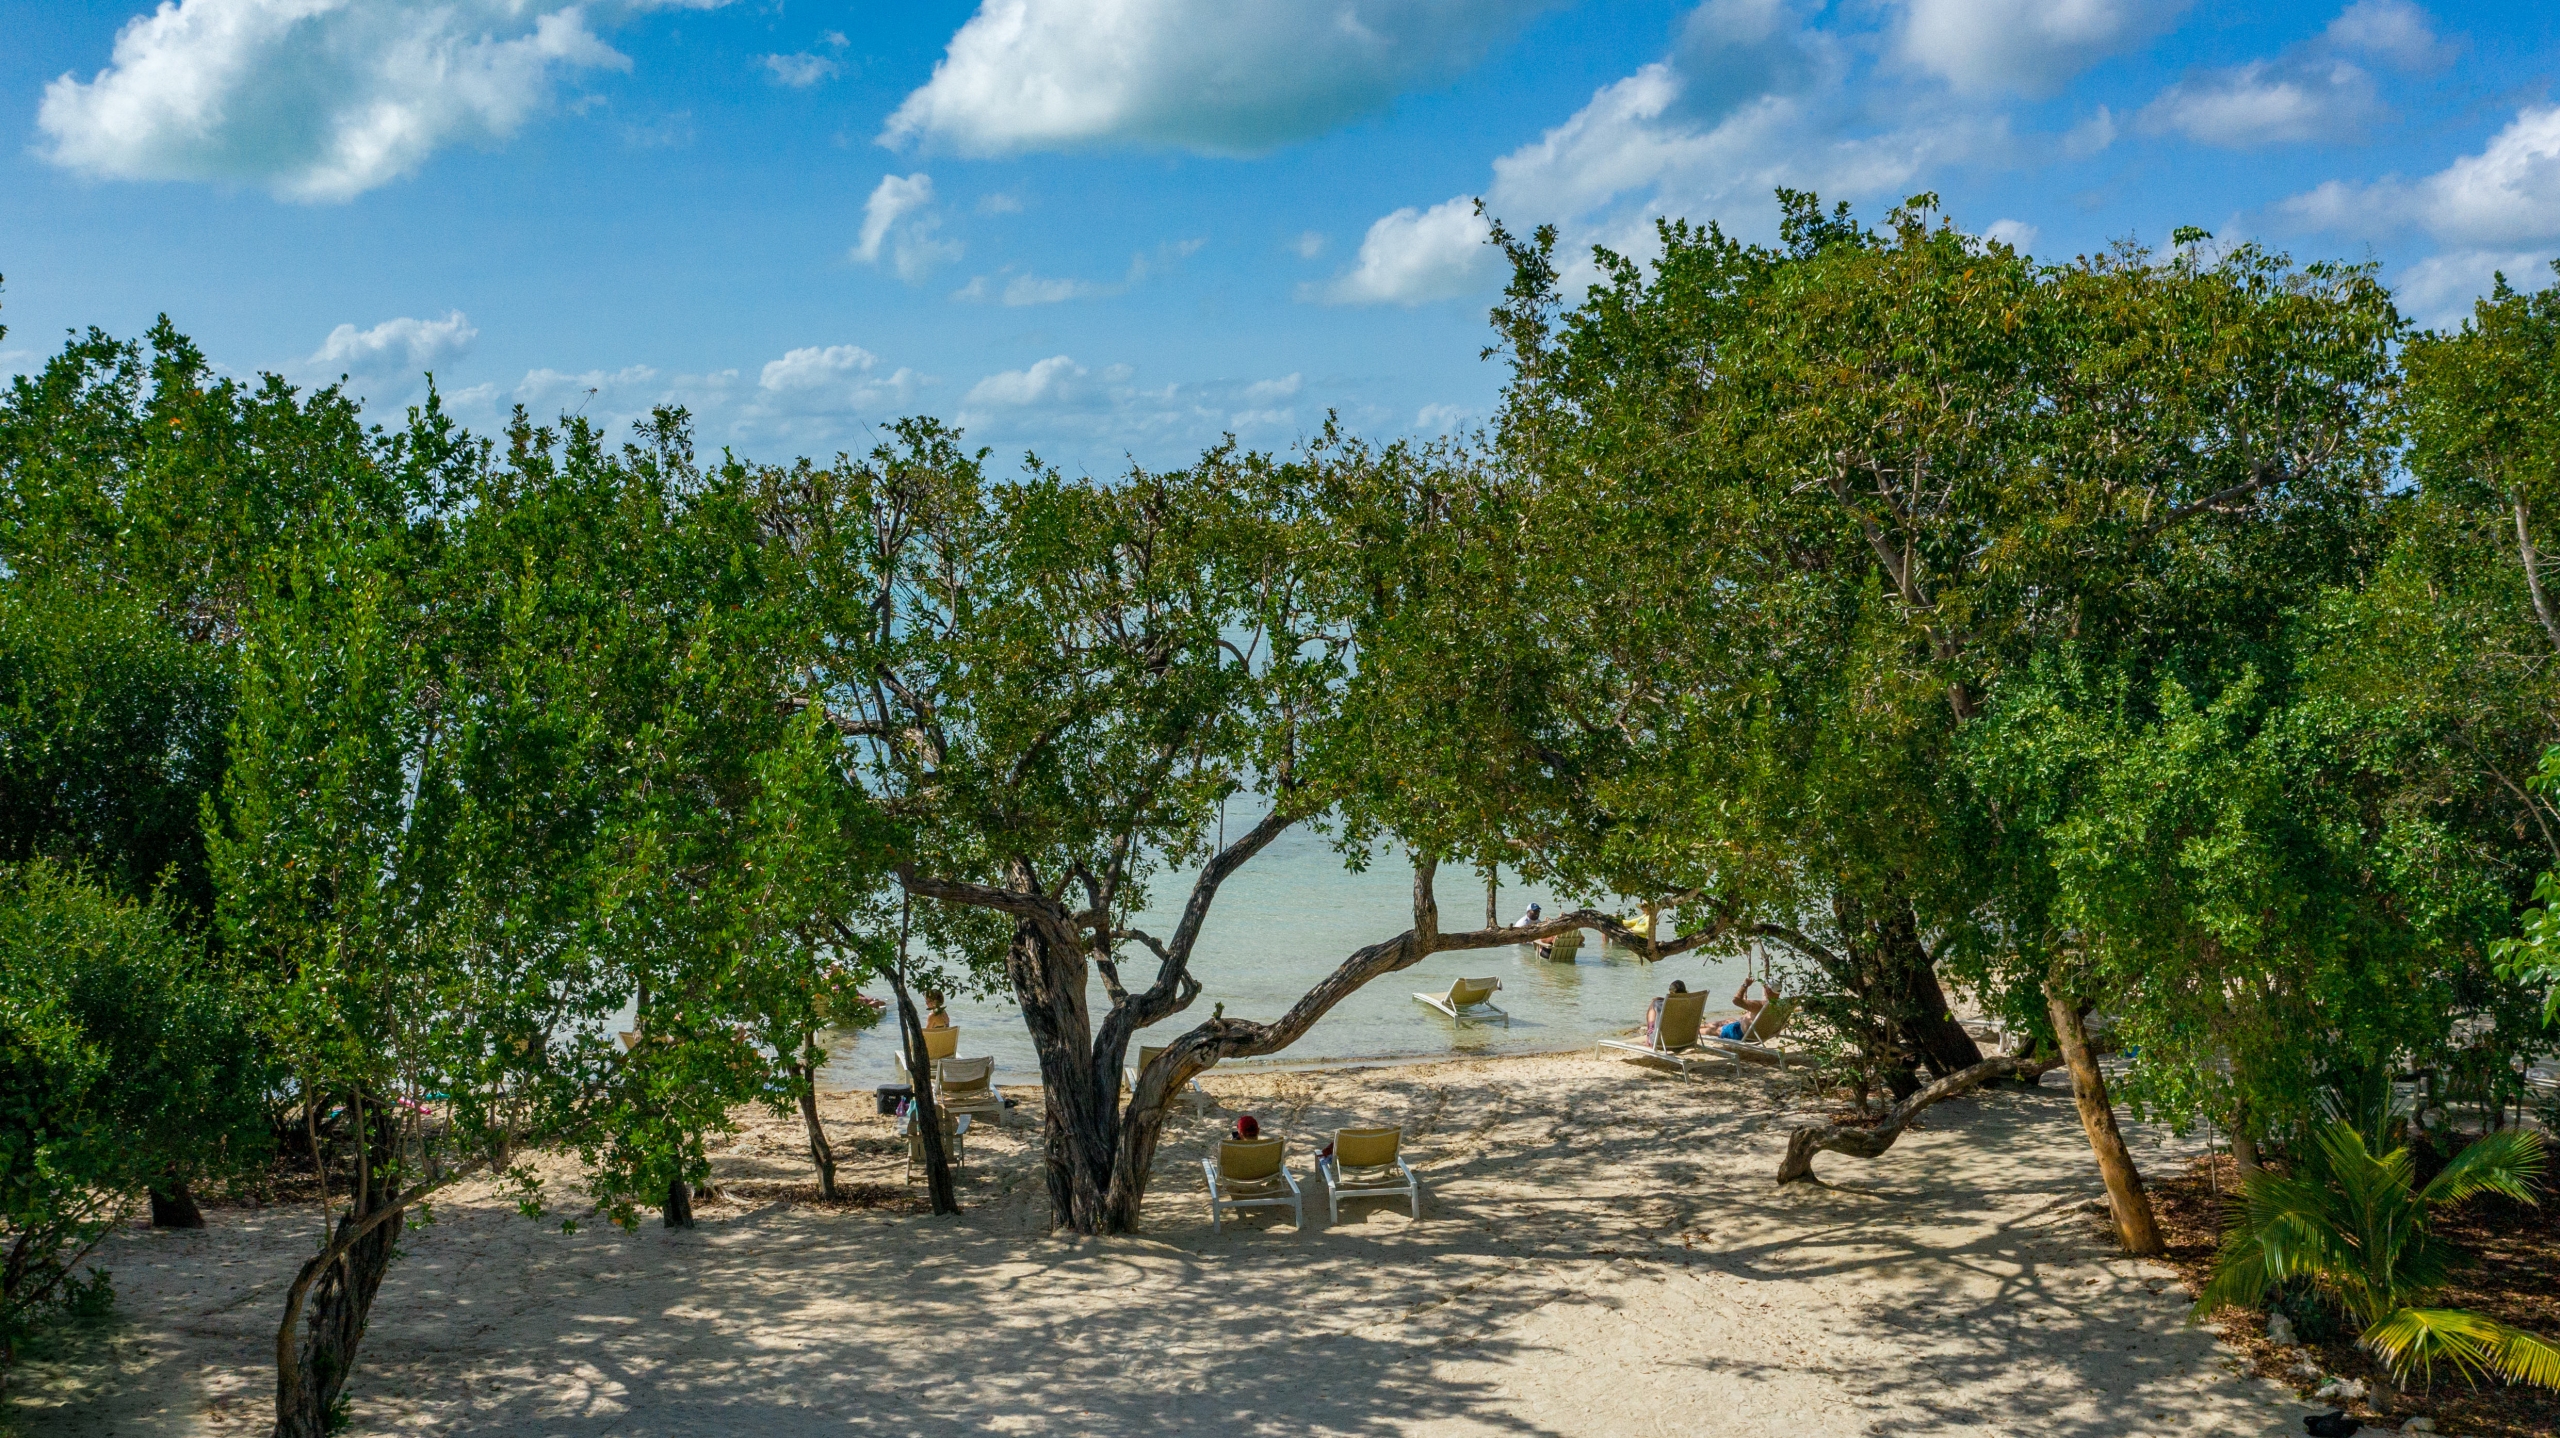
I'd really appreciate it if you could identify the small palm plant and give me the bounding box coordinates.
[2198,1121,2560,1390]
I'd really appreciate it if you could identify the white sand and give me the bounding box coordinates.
[8,1052,2315,1437]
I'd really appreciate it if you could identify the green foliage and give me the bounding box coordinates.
[0,859,265,1354]
[2200,1121,2560,1389]
[0,579,231,914]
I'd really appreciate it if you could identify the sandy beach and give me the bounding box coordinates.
[8,1051,2319,1437]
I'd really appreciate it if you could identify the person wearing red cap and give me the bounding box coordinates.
[1229,1113,1261,1141]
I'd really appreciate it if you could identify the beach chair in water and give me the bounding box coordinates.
[1413,976,1508,1025]
[892,1024,961,1082]
[1539,928,1584,962]
[1698,995,1804,1067]
[1203,1137,1303,1231]
[1596,989,1732,1077]
[933,1055,1006,1120]
[1318,1126,1420,1223]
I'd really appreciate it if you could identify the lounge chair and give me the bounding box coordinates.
[1540,928,1584,962]
[1596,989,1732,1077]
[1317,1126,1420,1222]
[901,1110,970,1181]
[1124,1043,1213,1098]
[891,1024,962,1081]
[1413,976,1508,1025]
[1699,995,1804,1066]
[1203,1137,1302,1231]
[933,1055,1005,1119]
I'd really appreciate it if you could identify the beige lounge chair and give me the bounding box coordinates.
[1203,1137,1302,1231]
[1318,1126,1420,1222]
[901,1110,970,1181]
[933,1055,1005,1119]
[1596,989,1732,1077]
[1541,928,1584,962]
[891,1024,962,1081]
[1124,1043,1214,1098]
[1698,995,1804,1066]
[1413,976,1508,1025]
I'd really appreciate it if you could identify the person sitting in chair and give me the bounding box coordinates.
[923,990,952,1031]
[1717,977,1777,1042]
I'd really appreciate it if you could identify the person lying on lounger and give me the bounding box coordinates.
[1717,978,1778,1041]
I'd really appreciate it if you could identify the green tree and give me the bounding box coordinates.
[0,860,266,1368]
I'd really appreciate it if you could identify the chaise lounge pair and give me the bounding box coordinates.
[1597,989,1799,1076]
[1202,1125,1420,1231]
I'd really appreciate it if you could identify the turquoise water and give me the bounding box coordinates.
[817,821,1762,1092]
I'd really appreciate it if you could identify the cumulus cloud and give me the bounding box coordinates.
[1896,0,2189,97]
[2284,106,2560,248]
[2324,0,2456,71]
[306,310,477,380]
[882,0,1555,156]
[762,52,840,87]
[953,238,1205,307]
[35,0,666,202]
[854,172,963,281]
[2138,57,2377,147]
[1983,218,2040,251]
[1315,197,1497,306]
[2394,249,2558,329]
[1318,0,1996,305]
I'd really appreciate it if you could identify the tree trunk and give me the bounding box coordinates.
[661,1177,694,1229]
[1002,917,1119,1233]
[1778,1055,2058,1183]
[1485,866,1497,928]
[2047,991,2164,1257]
[1875,905,1983,1078]
[794,1072,838,1201]
[272,1104,403,1438]
[149,1177,205,1229]
[885,967,956,1216]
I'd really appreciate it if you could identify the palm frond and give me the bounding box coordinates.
[2419,1130,2546,1208]
[2363,1307,2560,1390]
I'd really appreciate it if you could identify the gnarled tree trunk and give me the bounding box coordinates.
[273,1098,405,1438]
[794,1071,839,1200]
[1777,1054,2058,1183]
[149,1177,205,1229]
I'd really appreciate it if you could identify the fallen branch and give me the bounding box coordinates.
[1775,1054,2059,1185]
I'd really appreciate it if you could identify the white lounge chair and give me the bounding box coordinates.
[1596,989,1732,1077]
[1413,976,1508,1025]
[1318,1126,1420,1222]
[1203,1137,1302,1231]
[1698,995,1804,1066]
[933,1055,1006,1119]
[900,1110,970,1181]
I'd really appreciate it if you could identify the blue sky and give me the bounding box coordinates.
[2,0,2556,475]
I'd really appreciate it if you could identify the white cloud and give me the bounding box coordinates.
[882,0,1555,156]
[965,355,1090,408]
[305,310,477,379]
[1983,218,2039,251]
[763,52,840,87]
[854,172,963,281]
[2325,0,2455,71]
[36,0,652,202]
[2395,249,2557,329]
[2138,58,2377,147]
[1002,275,1101,306]
[1316,196,1498,306]
[1415,402,1474,433]
[1896,0,2189,98]
[2284,106,2560,249]
[1322,0,2004,304]
[1292,231,1328,258]
[976,191,1023,214]
[954,239,1205,307]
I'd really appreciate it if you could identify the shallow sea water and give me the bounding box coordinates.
[817,821,1761,1092]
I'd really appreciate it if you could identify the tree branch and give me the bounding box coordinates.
[2515,494,2560,657]
[1776,1054,2058,1184]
